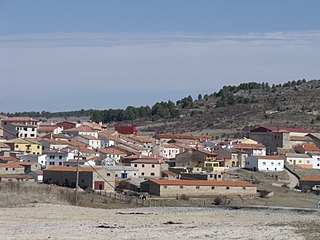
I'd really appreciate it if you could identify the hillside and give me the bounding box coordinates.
[5,79,320,138]
[138,79,320,137]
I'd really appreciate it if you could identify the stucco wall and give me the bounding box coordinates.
[149,183,256,197]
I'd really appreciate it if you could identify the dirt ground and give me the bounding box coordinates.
[0,204,319,240]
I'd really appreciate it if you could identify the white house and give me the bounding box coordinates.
[245,155,284,172]
[285,153,314,169]
[45,150,75,168]
[309,153,320,169]
[72,135,101,149]
[20,154,47,167]
[232,144,266,156]
[152,143,180,159]
[63,125,98,138]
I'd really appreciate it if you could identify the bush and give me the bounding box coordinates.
[179,194,189,200]
[213,196,230,205]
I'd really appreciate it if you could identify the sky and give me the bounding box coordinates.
[0,0,320,112]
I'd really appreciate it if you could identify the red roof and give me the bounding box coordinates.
[64,125,96,132]
[148,179,255,187]
[98,148,126,155]
[0,162,24,168]
[300,176,320,181]
[115,125,137,135]
[302,144,320,151]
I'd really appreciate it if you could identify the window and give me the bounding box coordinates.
[5,168,8,171]
[262,162,266,166]
[107,173,111,176]
[32,128,35,131]
[278,162,281,165]
[141,172,144,176]
[151,173,155,176]
[59,162,62,166]
[271,162,274,165]
[30,134,35,137]
[151,164,155,168]
[210,174,213,178]
[37,146,40,149]
[15,145,19,148]
[226,187,230,190]
[24,127,27,131]
[59,156,63,159]
[134,164,137,167]
[142,164,145,168]
[196,186,200,189]
[33,152,35,155]
[164,186,167,189]
[211,187,215,190]
[242,187,246,190]
[180,186,183,189]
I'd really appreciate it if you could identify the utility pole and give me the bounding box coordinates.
[75,145,80,206]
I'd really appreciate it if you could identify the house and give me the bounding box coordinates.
[63,125,98,138]
[43,166,115,192]
[294,144,320,155]
[0,142,11,153]
[245,155,284,171]
[285,153,314,169]
[27,170,43,182]
[232,143,266,156]
[20,154,47,166]
[37,125,63,137]
[115,124,138,135]
[45,150,75,168]
[1,117,38,140]
[105,165,139,179]
[140,179,257,197]
[0,174,35,182]
[56,121,77,130]
[152,143,181,159]
[72,135,101,149]
[249,127,311,154]
[5,138,42,155]
[0,156,19,163]
[175,148,218,169]
[130,158,169,178]
[299,176,320,190]
[125,135,155,150]
[98,148,127,162]
[214,148,248,168]
[0,162,25,175]
[39,139,87,152]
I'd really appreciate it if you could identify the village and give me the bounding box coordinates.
[0,114,319,207]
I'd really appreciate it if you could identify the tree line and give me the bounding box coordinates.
[3,79,310,123]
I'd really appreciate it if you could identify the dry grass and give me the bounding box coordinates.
[0,182,75,207]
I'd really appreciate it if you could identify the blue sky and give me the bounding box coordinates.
[0,0,320,112]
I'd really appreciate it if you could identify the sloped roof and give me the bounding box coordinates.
[300,176,320,181]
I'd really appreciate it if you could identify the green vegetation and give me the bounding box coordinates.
[2,79,311,124]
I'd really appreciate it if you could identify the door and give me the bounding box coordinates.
[94,181,104,190]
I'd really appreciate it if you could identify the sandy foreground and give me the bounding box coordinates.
[0,204,319,240]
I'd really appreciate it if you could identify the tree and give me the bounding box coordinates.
[198,94,202,101]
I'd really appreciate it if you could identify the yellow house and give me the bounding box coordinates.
[5,138,42,155]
